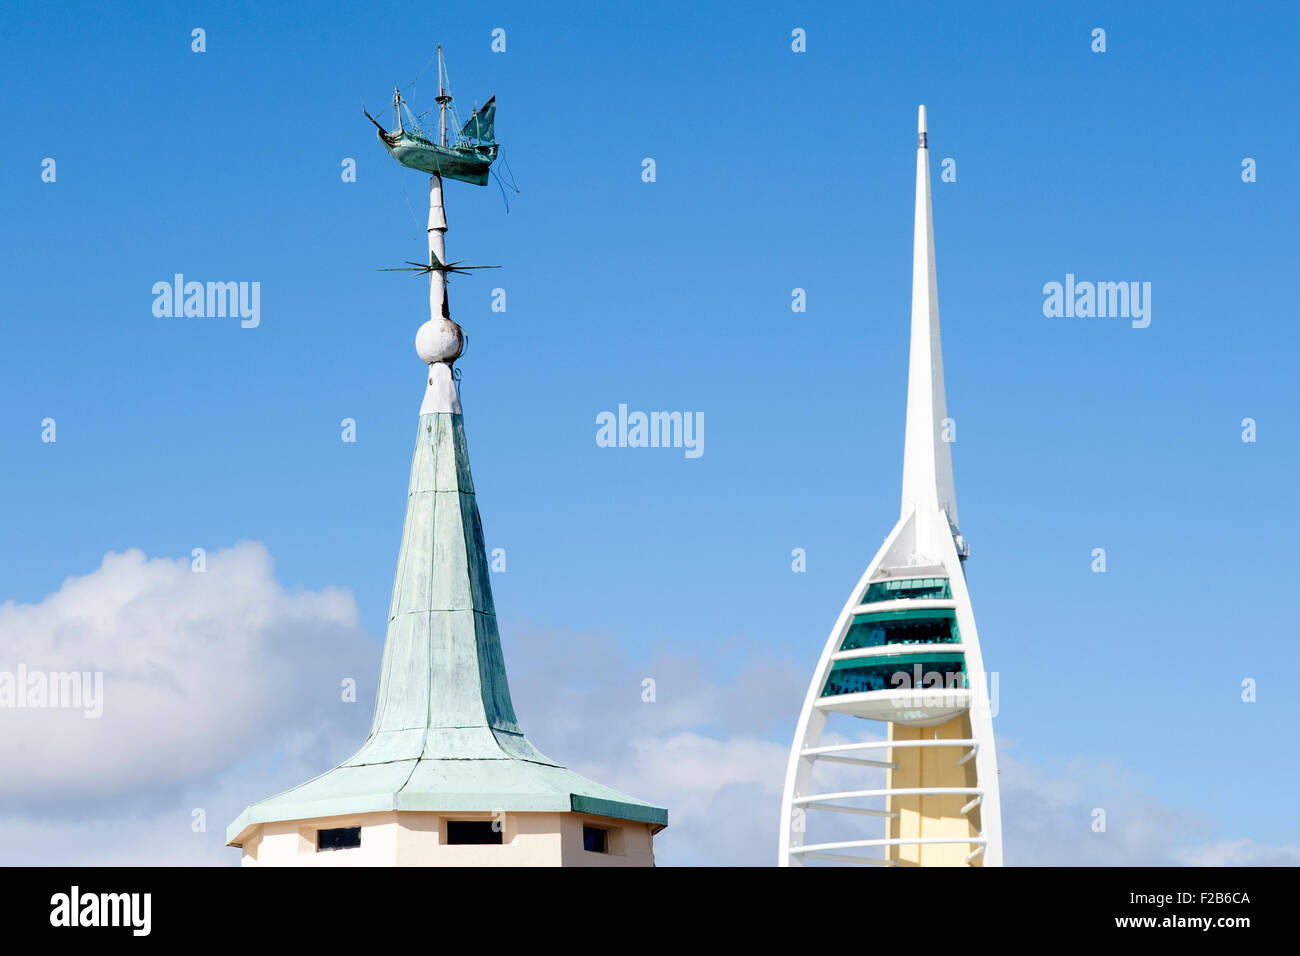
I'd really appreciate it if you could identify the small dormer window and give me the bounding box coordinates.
[583,826,608,853]
[317,826,361,851]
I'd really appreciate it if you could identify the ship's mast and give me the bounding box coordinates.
[394,86,403,133]
[436,44,450,147]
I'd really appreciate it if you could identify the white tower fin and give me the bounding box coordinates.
[900,104,959,536]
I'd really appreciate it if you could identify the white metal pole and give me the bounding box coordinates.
[428,173,447,318]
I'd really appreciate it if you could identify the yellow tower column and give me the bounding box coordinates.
[888,716,981,866]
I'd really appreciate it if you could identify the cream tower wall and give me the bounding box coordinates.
[240,811,657,867]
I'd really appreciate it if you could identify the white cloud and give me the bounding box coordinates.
[997,750,1213,865]
[0,543,374,821]
[598,731,789,866]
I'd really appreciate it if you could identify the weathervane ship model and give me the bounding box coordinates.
[364,46,498,186]
[226,47,667,866]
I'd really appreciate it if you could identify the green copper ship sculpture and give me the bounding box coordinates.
[363,45,498,186]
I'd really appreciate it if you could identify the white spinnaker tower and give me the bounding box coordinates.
[778,107,1002,867]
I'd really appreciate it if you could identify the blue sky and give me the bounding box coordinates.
[2,1,1298,864]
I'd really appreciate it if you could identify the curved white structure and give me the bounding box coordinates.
[778,106,1002,867]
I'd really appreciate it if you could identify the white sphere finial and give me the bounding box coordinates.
[418,316,463,415]
[416,317,464,365]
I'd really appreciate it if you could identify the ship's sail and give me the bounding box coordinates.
[459,96,496,143]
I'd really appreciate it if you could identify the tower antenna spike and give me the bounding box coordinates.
[900,101,957,538]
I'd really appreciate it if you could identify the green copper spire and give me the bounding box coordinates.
[370,410,531,755]
[227,168,665,848]
[227,409,665,841]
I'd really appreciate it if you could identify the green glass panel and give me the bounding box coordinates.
[841,608,960,650]
[862,576,952,603]
[821,653,967,697]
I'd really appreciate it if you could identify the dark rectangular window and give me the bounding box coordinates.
[447,820,502,845]
[317,826,361,851]
[583,826,608,853]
